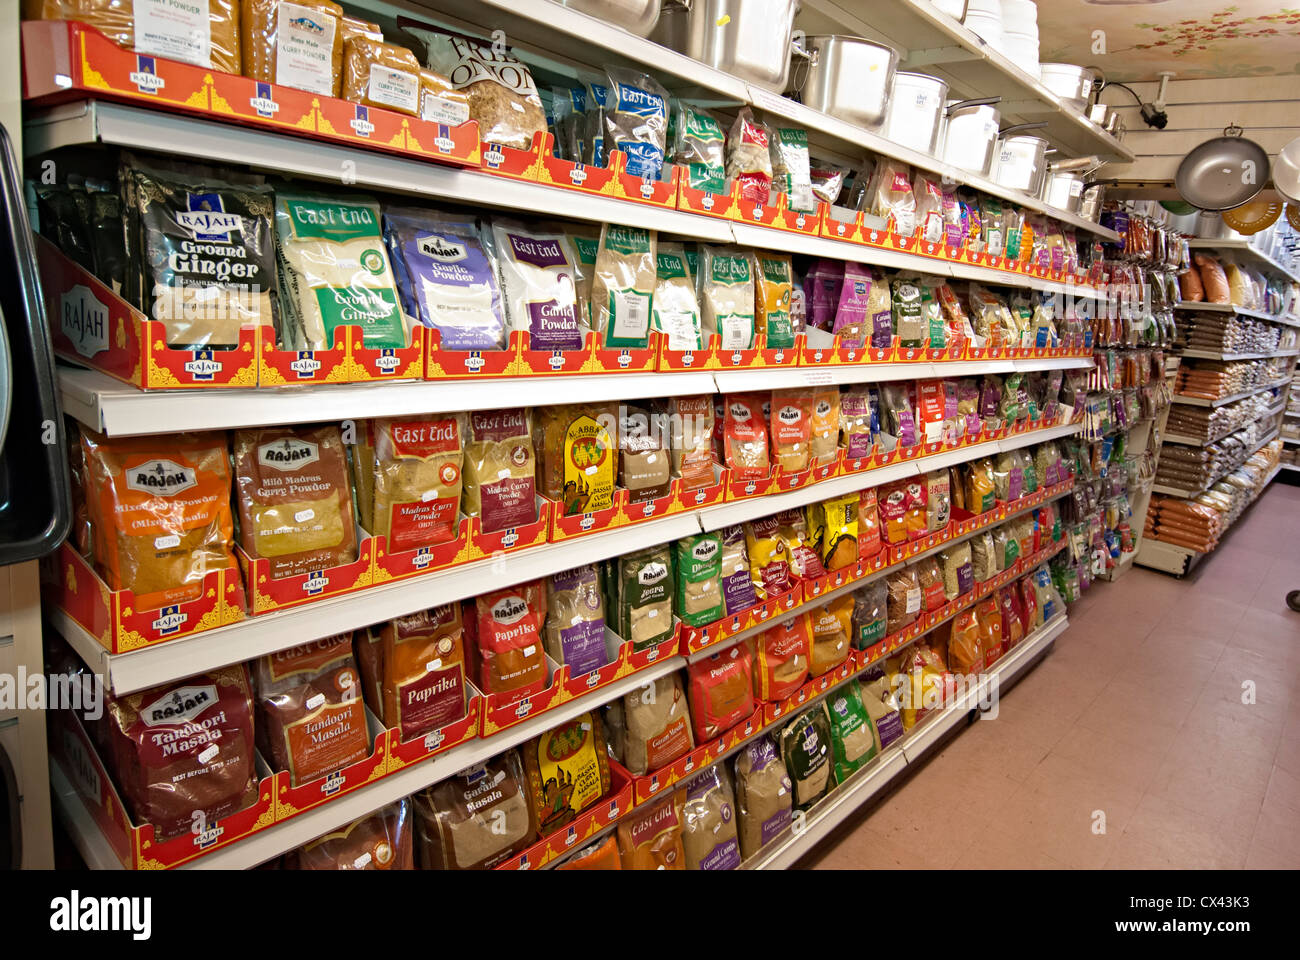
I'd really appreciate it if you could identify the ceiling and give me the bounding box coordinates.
[1037,1,1300,82]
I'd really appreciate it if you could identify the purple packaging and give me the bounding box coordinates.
[683,767,741,870]
[721,525,758,616]
[384,208,506,350]
[804,259,843,331]
[832,263,873,347]
[549,565,610,676]
[494,222,585,351]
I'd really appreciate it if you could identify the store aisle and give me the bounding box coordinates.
[804,482,1300,870]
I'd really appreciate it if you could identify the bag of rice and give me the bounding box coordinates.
[653,243,704,350]
[700,246,756,349]
[383,206,505,350]
[405,25,546,151]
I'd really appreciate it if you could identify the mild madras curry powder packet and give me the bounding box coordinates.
[81,428,237,611]
[233,424,358,579]
[275,191,408,351]
[536,404,618,515]
[254,634,372,786]
[368,415,466,551]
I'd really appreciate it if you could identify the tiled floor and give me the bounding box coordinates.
[803,481,1300,870]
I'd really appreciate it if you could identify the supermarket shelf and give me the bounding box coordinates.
[242,0,1125,233]
[60,357,1095,438]
[52,650,683,871]
[1281,462,1300,471]
[1151,428,1279,498]
[1178,348,1300,362]
[798,0,1134,163]
[686,484,1075,665]
[60,421,1082,693]
[53,510,701,695]
[24,101,732,241]
[1186,239,1300,284]
[1283,437,1300,446]
[1173,302,1300,327]
[696,422,1081,532]
[1138,463,1284,575]
[1165,403,1286,447]
[746,612,1069,869]
[27,100,1116,299]
[1171,378,1290,408]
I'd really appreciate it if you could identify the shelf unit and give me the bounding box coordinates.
[25,100,1111,305]
[745,613,1069,869]
[363,0,1131,175]
[58,422,1083,696]
[22,0,1112,873]
[59,357,1093,438]
[1171,378,1291,408]
[1179,348,1300,362]
[1173,303,1300,328]
[1185,239,1300,285]
[1137,463,1284,576]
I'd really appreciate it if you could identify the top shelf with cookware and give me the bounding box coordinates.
[322,0,1129,229]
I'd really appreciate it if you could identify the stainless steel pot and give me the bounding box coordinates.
[882,71,948,157]
[1079,183,1105,223]
[940,97,1001,176]
[1041,155,1101,213]
[649,0,690,50]
[994,123,1051,194]
[675,0,802,92]
[563,0,661,35]
[795,35,898,130]
[1039,63,1094,114]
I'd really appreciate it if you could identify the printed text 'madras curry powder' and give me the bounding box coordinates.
[80,429,237,611]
